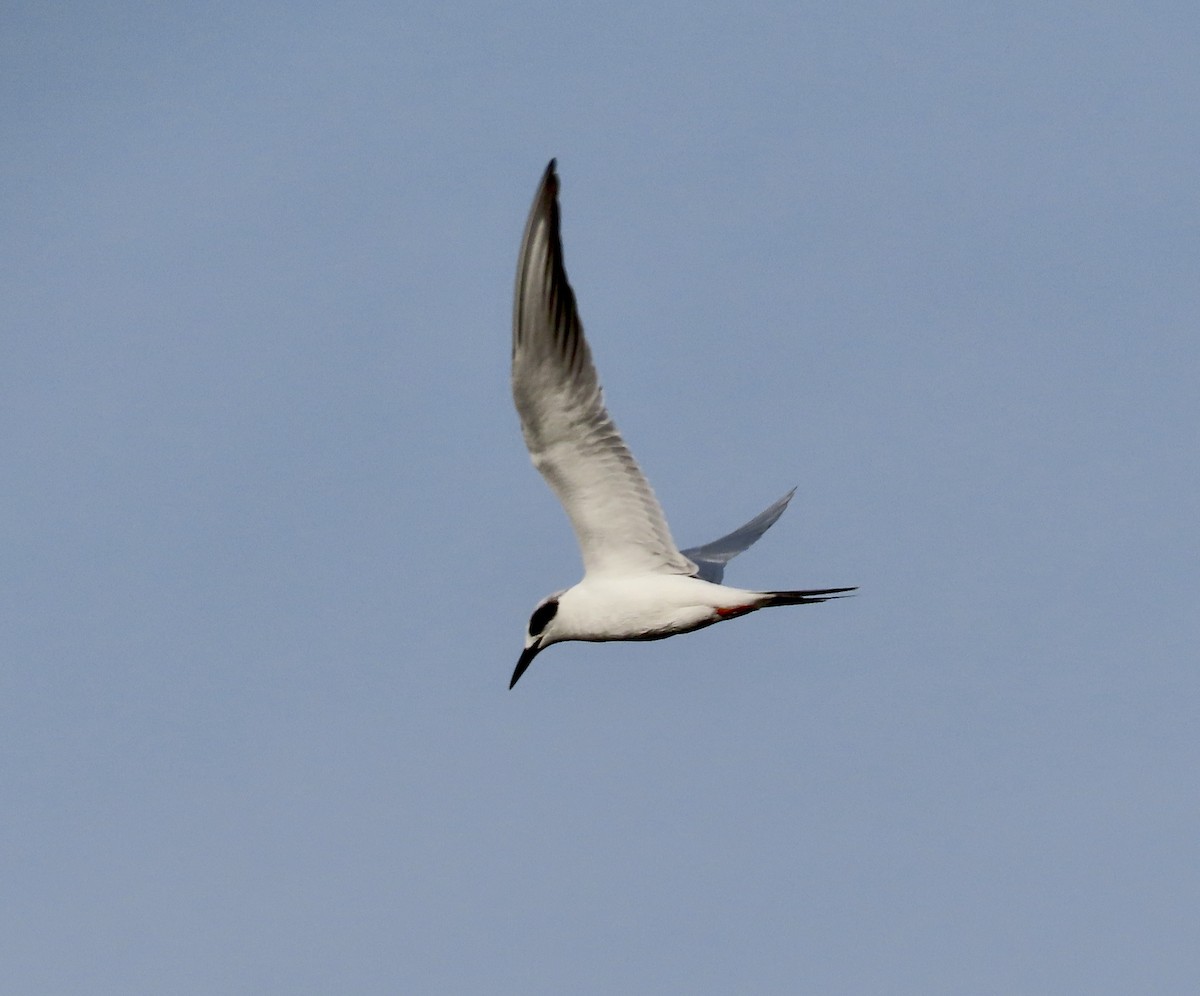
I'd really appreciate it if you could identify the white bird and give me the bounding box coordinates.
[510,160,854,688]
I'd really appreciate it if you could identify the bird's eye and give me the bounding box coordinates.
[528,599,559,637]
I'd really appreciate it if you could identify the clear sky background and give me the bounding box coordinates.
[4,2,1197,992]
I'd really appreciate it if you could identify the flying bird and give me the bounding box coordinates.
[509,160,854,688]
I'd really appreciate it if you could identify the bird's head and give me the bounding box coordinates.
[510,592,564,689]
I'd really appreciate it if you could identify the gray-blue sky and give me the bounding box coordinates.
[3,2,1197,992]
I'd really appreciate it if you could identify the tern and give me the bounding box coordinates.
[510,160,854,689]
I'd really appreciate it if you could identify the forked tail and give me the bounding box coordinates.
[761,586,857,606]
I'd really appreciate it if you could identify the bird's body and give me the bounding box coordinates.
[509,160,854,688]
[548,574,759,644]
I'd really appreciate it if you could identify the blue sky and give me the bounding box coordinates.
[3,2,1198,992]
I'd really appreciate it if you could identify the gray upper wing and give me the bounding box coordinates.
[681,489,796,584]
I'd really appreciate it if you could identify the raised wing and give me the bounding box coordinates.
[512,160,695,577]
[681,489,797,584]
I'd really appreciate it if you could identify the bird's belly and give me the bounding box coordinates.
[577,599,718,643]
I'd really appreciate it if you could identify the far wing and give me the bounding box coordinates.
[681,489,796,584]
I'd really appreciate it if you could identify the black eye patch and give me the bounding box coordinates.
[528,599,559,637]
